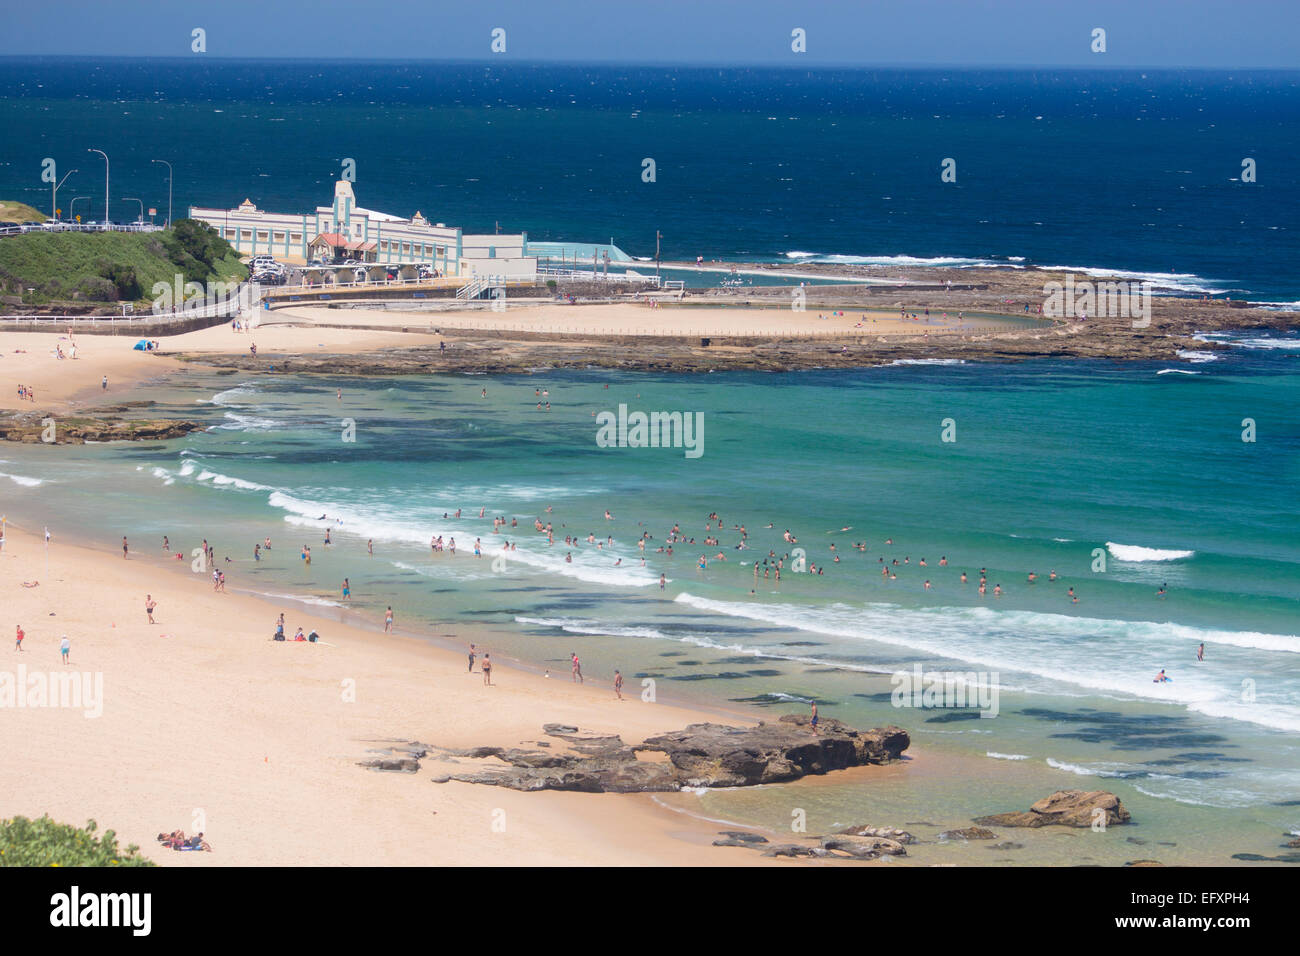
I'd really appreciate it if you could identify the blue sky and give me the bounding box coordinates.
[3,0,1298,68]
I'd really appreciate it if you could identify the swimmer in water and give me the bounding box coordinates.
[1153,669,1170,683]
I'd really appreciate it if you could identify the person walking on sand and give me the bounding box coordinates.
[122,536,129,559]
[467,643,476,673]
[146,595,157,624]
[810,700,819,734]
[384,606,394,632]
[15,625,24,651]
[60,635,70,664]
[614,670,624,700]
[101,375,107,390]
[481,652,492,686]
[571,652,583,683]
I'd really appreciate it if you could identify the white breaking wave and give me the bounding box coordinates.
[195,469,276,492]
[1046,758,1135,778]
[515,616,667,640]
[1194,332,1300,351]
[207,382,259,405]
[889,358,966,366]
[1039,265,1221,295]
[0,470,42,487]
[267,491,658,589]
[783,252,1005,269]
[1156,368,1201,375]
[216,411,283,431]
[1106,542,1195,562]
[671,592,1300,732]
[986,752,1030,761]
[1175,349,1220,363]
[250,590,346,609]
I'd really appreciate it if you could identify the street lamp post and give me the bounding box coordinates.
[52,168,76,221]
[87,148,109,225]
[70,196,89,223]
[123,197,144,226]
[150,159,173,228]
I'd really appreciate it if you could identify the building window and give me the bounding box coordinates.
[273,231,285,242]
[290,233,302,243]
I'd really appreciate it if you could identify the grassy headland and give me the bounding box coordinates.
[0,217,245,313]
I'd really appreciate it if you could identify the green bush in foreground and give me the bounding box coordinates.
[0,816,154,867]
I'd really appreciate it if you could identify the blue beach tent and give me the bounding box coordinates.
[132,339,150,350]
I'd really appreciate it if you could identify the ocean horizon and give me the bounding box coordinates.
[2,59,1298,300]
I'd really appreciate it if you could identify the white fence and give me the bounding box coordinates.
[538,266,661,287]
[1,282,256,326]
[0,222,166,237]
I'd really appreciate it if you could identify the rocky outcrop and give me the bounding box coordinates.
[0,410,203,444]
[371,717,909,795]
[636,715,909,788]
[939,826,998,841]
[836,825,916,844]
[973,790,1131,828]
[821,835,907,858]
[712,831,769,848]
[715,829,907,862]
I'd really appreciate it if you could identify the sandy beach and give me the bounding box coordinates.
[0,521,809,867]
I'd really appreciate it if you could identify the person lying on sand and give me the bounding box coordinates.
[20,581,38,588]
[156,830,212,851]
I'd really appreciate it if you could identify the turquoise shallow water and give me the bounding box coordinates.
[2,333,1299,863]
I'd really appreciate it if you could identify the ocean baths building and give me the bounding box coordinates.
[188,180,537,279]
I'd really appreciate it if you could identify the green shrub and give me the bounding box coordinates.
[0,816,154,867]
[75,275,118,301]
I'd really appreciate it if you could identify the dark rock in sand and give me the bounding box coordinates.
[761,844,823,858]
[358,756,421,773]
[973,790,1132,829]
[410,716,909,794]
[987,842,1024,851]
[637,715,909,788]
[821,835,907,857]
[1125,860,1165,867]
[939,826,998,841]
[836,825,916,844]
[716,831,769,844]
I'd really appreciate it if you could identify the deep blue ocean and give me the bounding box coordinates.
[1,59,1298,300]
